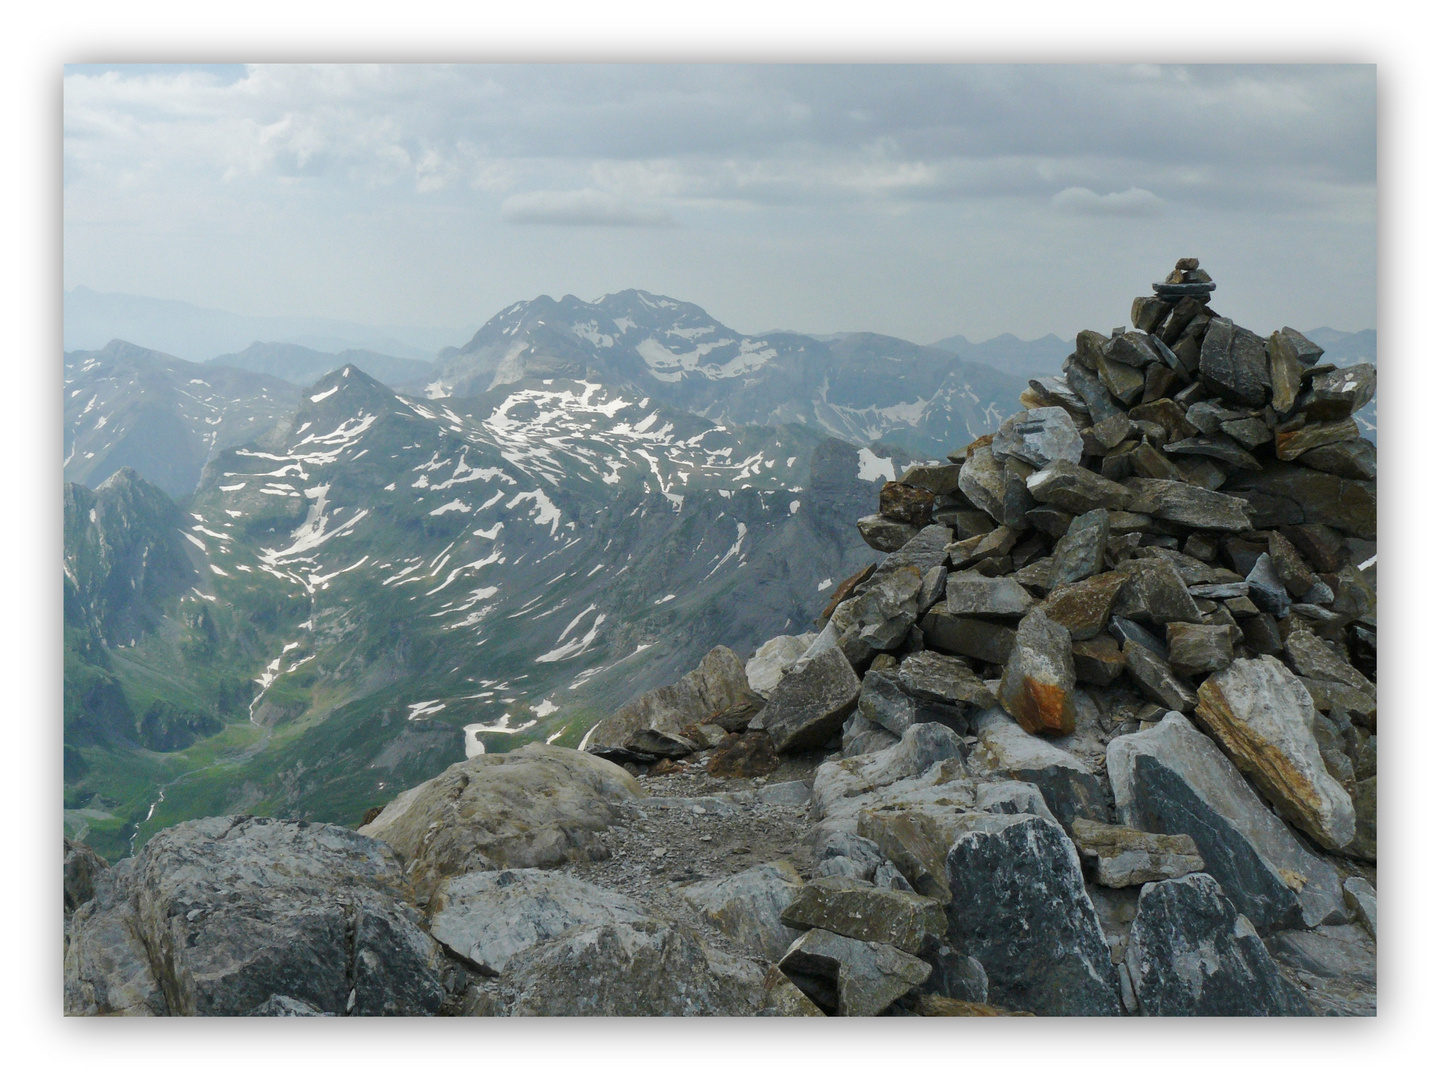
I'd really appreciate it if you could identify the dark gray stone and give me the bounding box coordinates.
[896,650,996,713]
[857,514,920,553]
[943,813,1122,1015]
[1112,558,1205,624]
[756,646,863,753]
[1048,509,1110,587]
[1200,318,1271,406]
[1065,358,1125,424]
[875,523,955,577]
[920,612,1015,665]
[779,928,931,1016]
[1245,553,1292,617]
[1122,477,1253,531]
[1299,363,1376,422]
[945,571,1035,617]
[1026,460,1134,515]
[1122,641,1198,712]
[1125,874,1312,1016]
[1108,714,1347,931]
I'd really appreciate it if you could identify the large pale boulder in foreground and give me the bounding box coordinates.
[66,816,445,1016]
[1195,656,1355,851]
[359,743,641,900]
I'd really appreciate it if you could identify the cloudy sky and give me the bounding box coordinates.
[63,63,1376,345]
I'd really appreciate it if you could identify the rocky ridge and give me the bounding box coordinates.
[64,261,1377,1016]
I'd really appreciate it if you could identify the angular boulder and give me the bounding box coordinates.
[943,813,1121,1015]
[779,928,931,1016]
[997,609,1077,736]
[69,816,445,1017]
[1048,509,1110,587]
[970,708,1109,827]
[430,868,652,975]
[1026,460,1134,515]
[680,862,806,962]
[780,877,947,955]
[958,441,1008,524]
[991,407,1084,468]
[945,571,1035,618]
[1125,873,1311,1016]
[586,645,755,753]
[754,645,863,753]
[1194,657,1356,851]
[496,918,765,1016]
[1107,713,1346,931]
[1121,477,1253,531]
[745,633,816,697]
[1039,570,1128,639]
[360,743,641,899]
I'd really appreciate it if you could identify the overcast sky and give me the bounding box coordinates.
[63,63,1376,345]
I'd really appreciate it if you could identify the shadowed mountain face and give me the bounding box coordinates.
[64,363,902,859]
[429,290,1032,458]
[64,341,298,498]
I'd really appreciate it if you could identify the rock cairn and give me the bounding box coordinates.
[65,260,1377,1018]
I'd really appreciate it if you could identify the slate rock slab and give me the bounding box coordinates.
[780,877,947,955]
[1069,818,1204,888]
[998,609,1077,736]
[1125,873,1311,1016]
[681,862,806,962]
[431,868,653,975]
[755,645,863,753]
[942,813,1122,1015]
[970,708,1109,827]
[1195,657,1355,851]
[1107,713,1346,931]
[991,407,1084,468]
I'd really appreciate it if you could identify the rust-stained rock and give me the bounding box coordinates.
[998,609,1076,736]
[1195,657,1355,851]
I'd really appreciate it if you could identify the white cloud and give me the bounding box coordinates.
[1052,186,1165,217]
[499,189,677,227]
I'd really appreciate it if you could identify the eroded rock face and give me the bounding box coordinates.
[1195,657,1356,851]
[68,816,445,1017]
[942,813,1121,1015]
[1107,713,1345,931]
[1125,873,1311,1016]
[64,861,167,1016]
[360,743,642,900]
[495,918,766,1016]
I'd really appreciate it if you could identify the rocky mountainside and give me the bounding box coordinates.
[928,331,1071,380]
[64,259,1377,1017]
[430,290,1030,459]
[63,363,894,860]
[64,340,298,498]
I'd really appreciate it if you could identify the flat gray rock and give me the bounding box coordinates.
[1122,477,1253,531]
[1125,873,1311,1015]
[1048,508,1110,587]
[681,861,806,962]
[1070,818,1204,888]
[431,868,653,975]
[1026,460,1134,515]
[945,571,1035,617]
